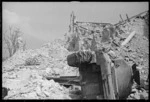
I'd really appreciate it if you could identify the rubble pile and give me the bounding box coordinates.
[66,11,149,100]
[3,68,71,99]
[127,82,149,100]
[2,11,148,100]
[114,14,149,91]
[2,39,79,99]
[39,39,79,76]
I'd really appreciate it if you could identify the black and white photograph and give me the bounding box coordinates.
[2,2,149,100]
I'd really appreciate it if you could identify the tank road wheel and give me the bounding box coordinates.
[67,51,93,67]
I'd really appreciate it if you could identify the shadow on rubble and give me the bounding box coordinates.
[46,76,83,99]
[63,84,82,99]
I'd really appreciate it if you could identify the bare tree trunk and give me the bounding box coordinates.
[3,26,25,58]
[69,11,75,33]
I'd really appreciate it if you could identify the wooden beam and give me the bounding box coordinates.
[120,14,124,22]
[121,31,136,46]
[114,10,148,26]
[126,14,130,22]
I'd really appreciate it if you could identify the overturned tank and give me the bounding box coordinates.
[67,50,140,99]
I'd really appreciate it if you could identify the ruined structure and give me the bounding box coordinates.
[2,10,148,100]
[66,11,117,52]
[67,11,148,99]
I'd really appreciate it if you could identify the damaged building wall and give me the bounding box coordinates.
[66,11,149,67]
[67,16,115,52]
[66,11,149,100]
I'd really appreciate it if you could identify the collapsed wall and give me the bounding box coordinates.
[66,11,149,67]
[66,18,115,51]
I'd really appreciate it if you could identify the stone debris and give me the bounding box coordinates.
[127,87,149,100]
[2,39,79,99]
[2,11,148,100]
[113,15,149,100]
[3,68,72,99]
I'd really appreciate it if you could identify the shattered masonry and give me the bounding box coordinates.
[2,10,149,100]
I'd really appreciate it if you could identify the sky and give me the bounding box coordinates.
[2,2,149,49]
